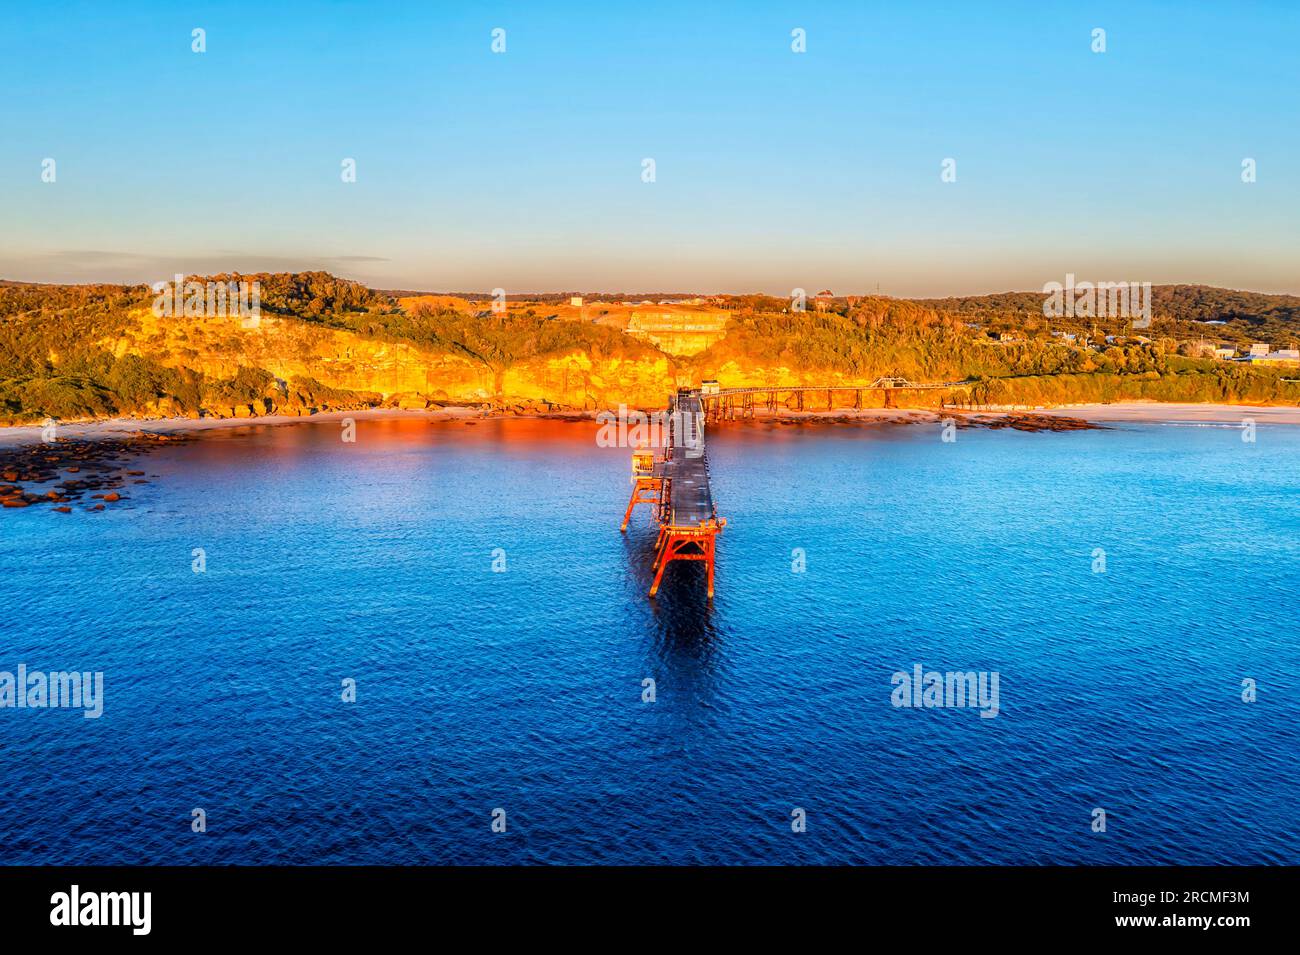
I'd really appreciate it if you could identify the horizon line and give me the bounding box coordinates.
[3,274,1299,303]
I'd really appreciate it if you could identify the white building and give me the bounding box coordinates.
[1245,348,1300,365]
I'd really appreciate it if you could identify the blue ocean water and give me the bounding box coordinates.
[1,415,1297,865]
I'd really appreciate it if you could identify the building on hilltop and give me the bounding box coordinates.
[1246,348,1300,366]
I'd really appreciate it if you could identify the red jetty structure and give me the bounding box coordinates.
[620,378,973,597]
[619,388,724,598]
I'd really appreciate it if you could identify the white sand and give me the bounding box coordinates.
[0,406,485,447]
[1035,402,1300,425]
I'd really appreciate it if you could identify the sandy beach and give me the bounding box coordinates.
[743,402,1300,426]
[0,406,490,448]
[1033,401,1300,426]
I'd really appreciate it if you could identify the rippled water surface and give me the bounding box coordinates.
[2,415,1297,864]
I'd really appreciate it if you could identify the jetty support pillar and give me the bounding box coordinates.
[621,446,662,532]
[648,520,724,599]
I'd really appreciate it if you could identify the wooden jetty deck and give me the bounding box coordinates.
[619,388,724,598]
[620,378,967,598]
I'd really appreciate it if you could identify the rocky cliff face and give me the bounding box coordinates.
[113,308,483,396]
[9,273,1299,427]
[100,308,972,418]
[687,360,949,407]
[501,352,678,409]
[108,308,681,414]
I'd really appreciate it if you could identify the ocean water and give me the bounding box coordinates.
[1,415,1297,865]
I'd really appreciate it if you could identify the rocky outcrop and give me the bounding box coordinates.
[501,352,678,410]
[0,432,188,513]
[96,308,683,415]
[109,308,493,405]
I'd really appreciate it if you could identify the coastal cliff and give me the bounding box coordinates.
[112,307,683,418]
[2,272,1298,425]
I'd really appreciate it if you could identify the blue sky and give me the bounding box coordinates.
[1,1,1296,295]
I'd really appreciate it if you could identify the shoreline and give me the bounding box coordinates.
[0,406,489,448]
[2,399,1294,513]
[1,400,1297,448]
[1031,401,1300,425]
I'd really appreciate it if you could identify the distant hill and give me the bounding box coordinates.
[1,274,1297,424]
[919,285,1300,346]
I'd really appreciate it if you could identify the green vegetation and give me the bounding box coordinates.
[0,272,662,423]
[1,273,1297,423]
[698,297,1174,379]
[974,366,1300,407]
[338,300,659,370]
[920,284,1300,349]
[695,294,1300,406]
[0,275,387,423]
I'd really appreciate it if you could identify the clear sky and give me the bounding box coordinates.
[1,1,1296,296]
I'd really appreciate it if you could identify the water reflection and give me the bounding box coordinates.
[621,527,721,677]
